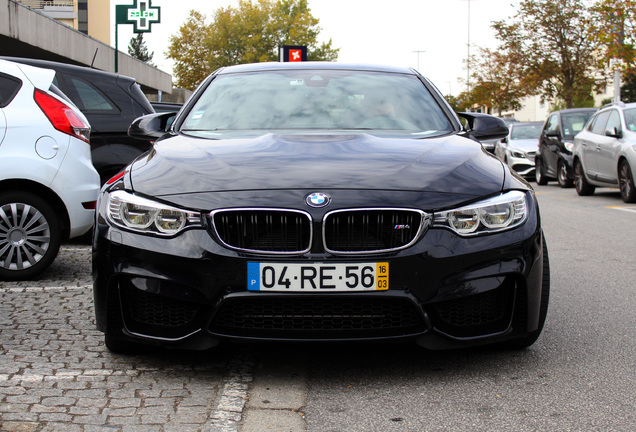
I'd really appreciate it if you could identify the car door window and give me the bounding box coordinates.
[67,76,120,113]
[0,73,22,108]
[604,110,621,135]
[545,114,558,134]
[591,111,610,135]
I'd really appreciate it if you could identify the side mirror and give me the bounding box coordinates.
[605,127,622,139]
[128,112,177,140]
[457,112,509,141]
[546,129,560,138]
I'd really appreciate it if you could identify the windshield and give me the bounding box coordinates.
[180,70,453,138]
[623,108,636,131]
[510,123,542,140]
[561,111,595,138]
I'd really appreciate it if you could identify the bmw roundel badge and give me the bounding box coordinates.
[306,192,331,208]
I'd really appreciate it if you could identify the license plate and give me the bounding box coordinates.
[247,262,389,292]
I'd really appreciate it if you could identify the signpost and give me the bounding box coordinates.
[114,0,161,72]
[279,45,307,62]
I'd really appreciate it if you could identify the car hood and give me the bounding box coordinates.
[509,139,539,152]
[129,132,505,199]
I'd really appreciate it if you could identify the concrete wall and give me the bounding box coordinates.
[1,0,172,93]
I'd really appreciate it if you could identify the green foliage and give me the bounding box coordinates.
[466,47,525,115]
[621,73,636,102]
[469,0,604,110]
[166,0,339,90]
[590,0,636,72]
[128,33,155,66]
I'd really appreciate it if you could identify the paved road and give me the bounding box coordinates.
[1,183,635,431]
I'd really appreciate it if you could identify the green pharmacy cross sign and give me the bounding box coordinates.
[116,0,161,33]
[114,0,161,72]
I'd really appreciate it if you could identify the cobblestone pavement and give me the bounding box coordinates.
[0,245,255,432]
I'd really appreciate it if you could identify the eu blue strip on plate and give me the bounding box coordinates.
[247,262,260,291]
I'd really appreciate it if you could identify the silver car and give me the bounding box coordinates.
[572,102,636,203]
[494,122,543,179]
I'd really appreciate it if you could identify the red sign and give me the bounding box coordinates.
[289,49,302,62]
[279,46,307,62]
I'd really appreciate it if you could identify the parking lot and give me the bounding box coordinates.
[2,186,636,432]
[0,245,259,432]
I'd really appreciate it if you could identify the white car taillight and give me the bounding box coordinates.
[33,89,91,144]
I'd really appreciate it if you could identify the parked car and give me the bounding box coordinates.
[0,59,100,280]
[1,57,155,184]
[494,121,543,179]
[535,108,597,187]
[479,137,498,153]
[479,118,517,154]
[150,101,182,113]
[572,102,636,203]
[93,62,549,353]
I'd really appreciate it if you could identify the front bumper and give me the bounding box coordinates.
[507,154,536,179]
[93,198,545,350]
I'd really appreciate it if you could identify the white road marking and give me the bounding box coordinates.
[607,206,636,214]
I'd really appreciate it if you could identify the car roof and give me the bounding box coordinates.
[511,121,543,126]
[0,58,56,91]
[0,56,137,84]
[600,102,636,111]
[552,108,597,114]
[215,62,417,76]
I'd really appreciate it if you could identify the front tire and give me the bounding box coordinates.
[619,160,636,203]
[535,158,548,185]
[557,161,573,188]
[0,191,62,280]
[574,160,595,196]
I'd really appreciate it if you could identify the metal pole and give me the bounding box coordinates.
[412,51,426,72]
[467,0,471,93]
[614,68,621,103]
[115,23,118,73]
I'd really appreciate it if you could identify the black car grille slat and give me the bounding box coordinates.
[213,210,311,253]
[325,210,423,253]
[210,296,425,339]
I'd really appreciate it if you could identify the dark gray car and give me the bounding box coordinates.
[535,108,596,187]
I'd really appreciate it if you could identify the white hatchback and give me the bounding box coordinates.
[0,59,100,280]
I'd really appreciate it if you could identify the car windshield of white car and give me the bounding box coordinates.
[511,124,541,140]
[180,70,453,138]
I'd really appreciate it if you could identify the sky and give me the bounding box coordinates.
[111,0,519,96]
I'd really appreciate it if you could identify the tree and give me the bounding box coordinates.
[470,0,602,109]
[590,0,636,72]
[466,47,525,115]
[167,0,339,90]
[128,33,155,66]
[621,72,636,102]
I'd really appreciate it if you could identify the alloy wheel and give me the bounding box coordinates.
[0,192,61,280]
[558,162,573,188]
[619,161,636,203]
[0,202,51,271]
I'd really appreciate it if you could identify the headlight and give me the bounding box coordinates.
[433,191,528,236]
[564,142,574,152]
[107,190,202,236]
[510,150,526,158]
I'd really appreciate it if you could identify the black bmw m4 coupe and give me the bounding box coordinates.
[92,62,549,353]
